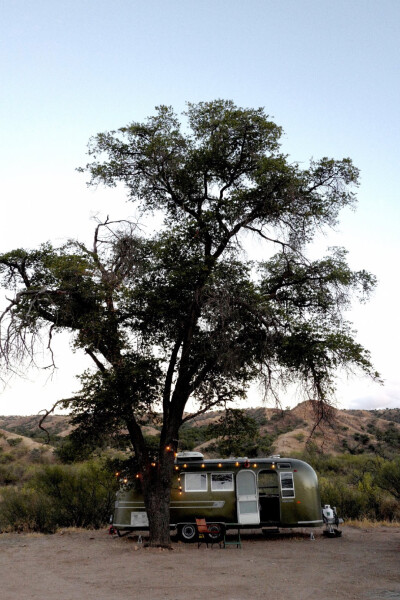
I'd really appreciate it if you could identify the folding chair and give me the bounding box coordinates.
[195,518,223,548]
[223,525,242,549]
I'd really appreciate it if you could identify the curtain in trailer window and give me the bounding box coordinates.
[185,473,207,492]
[280,472,295,498]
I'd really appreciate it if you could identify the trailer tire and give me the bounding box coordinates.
[178,523,198,543]
[206,524,224,543]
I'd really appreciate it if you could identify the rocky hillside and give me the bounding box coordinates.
[0,414,72,441]
[1,402,399,458]
[177,403,400,457]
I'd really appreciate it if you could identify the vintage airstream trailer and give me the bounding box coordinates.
[113,452,328,542]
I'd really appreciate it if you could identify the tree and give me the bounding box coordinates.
[207,408,268,457]
[376,458,400,502]
[0,100,378,546]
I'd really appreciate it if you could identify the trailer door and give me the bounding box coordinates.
[236,470,260,525]
[258,470,280,523]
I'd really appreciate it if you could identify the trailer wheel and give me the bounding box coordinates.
[206,524,224,543]
[178,523,198,543]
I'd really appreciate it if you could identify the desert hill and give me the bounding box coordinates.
[1,401,399,457]
[0,414,72,441]
[0,428,55,478]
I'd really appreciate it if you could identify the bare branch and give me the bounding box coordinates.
[85,347,106,372]
[181,399,227,424]
[38,399,73,444]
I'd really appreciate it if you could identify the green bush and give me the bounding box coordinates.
[0,452,14,464]
[305,453,400,521]
[0,464,19,485]
[7,438,23,447]
[0,460,118,532]
[320,477,369,519]
[0,487,56,532]
[375,458,400,501]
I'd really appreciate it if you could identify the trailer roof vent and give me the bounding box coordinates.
[176,451,204,463]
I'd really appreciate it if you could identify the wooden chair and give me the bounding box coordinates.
[195,518,223,548]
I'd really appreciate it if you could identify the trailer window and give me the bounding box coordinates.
[280,472,295,498]
[211,473,234,491]
[185,473,207,492]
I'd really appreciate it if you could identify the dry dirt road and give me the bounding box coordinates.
[0,526,399,600]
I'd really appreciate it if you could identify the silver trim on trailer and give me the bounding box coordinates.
[297,520,324,524]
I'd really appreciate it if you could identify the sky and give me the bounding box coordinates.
[0,0,399,415]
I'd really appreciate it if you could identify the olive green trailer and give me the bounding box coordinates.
[113,452,326,541]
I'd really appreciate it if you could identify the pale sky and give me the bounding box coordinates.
[1,0,399,415]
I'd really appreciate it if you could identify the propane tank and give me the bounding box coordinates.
[322,504,334,521]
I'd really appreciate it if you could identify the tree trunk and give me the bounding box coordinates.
[141,453,175,547]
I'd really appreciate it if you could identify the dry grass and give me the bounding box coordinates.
[345,518,400,528]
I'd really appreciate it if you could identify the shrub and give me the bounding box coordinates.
[7,438,23,447]
[375,458,400,501]
[0,487,56,532]
[0,460,118,532]
[0,464,19,485]
[307,453,400,521]
[319,477,369,519]
[0,453,13,464]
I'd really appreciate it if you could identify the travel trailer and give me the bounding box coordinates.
[112,452,339,542]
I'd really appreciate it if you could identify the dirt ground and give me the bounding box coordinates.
[0,526,399,600]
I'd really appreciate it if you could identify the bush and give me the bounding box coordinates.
[0,452,13,464]
[375,458,400,501]
[0,460,118,532]
[305,453,400,521]
[0,464,19,485]
[320,477,368,519]
[0,487,56,532]
[7,437,23,447]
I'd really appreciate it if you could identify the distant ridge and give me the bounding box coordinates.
[1,402,399,457]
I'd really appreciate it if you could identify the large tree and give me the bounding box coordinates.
[0,100,377,546]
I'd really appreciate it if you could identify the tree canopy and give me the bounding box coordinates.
[0,100,377,545]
